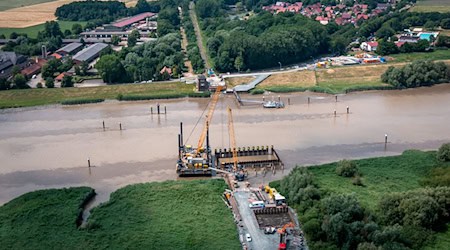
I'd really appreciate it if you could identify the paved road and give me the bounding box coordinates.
[189,1,211,69]
[234,191,279,250]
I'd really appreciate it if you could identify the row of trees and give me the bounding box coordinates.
[180,3,204,73]
[381,60,450,88]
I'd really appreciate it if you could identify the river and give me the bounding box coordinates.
[1,84,450,205]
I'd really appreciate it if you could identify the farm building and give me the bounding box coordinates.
[56,43,83,56]
[0,51,28,79]
[112,12,156,29]
[197,75,209,92]
[21,58,47,78]
[72,43,109,64]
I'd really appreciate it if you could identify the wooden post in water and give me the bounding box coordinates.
[334,109,336,117]
[278,95,281,102]
[151,107,153,114]
[157,103,160,114]
[347,106,349,114]
[385,134,388,145]
[164,106,167,114]
[288,98,290,105]
[87,158,91,168]
[119,123,122,131]
[308,97,310,104]
[102,120,105,130]
[263,96,265,102]
[335,95,338,102]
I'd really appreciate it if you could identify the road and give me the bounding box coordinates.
[234,190,279,250]
[189,1,211,70]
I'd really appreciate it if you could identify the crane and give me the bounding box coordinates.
[227,107,238,172]
[196,85,223,154]
[226,106,247,181]
[176,85,223,176]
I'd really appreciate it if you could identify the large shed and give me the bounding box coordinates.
[72,43,109,64]
[56,43,83,56]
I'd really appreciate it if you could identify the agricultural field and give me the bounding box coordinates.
[0,0,137,28]
[411,0,450,13]
[0,81,196,109]
[224,76,256,87]
[0,179,240,249]
[0,0,56,11]
[0,21,86,38]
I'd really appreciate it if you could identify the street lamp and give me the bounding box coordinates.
[278,61,282,71]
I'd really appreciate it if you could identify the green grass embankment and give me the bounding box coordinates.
[0,179,240,249]
[0,82,195,109]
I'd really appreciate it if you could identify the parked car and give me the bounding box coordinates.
[245,233,252,242]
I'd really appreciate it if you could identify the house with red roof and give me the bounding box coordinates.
[360,41,379,52]
[21,57,47,78]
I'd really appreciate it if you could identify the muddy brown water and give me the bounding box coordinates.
[1,84,450,206]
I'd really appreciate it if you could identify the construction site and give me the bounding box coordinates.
[175,74,305,250]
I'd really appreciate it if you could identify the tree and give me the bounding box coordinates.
[45,77,55,88]
[71,23,83,35]
[74,65,81,76]
[61,75,73,87]
[0,78,10,90]
[12,74,28,89]
[127,30,140,47]
[234,54,244,72]
[424,21,438,31]
[81,61,89,76]
[134,0,151,14]
[437,143,450,162]
[64,30,72,37]
[42,21,63,38]
[11,65,21,76]
[42,59,62,78]
[376,40,399,56]
[96,54,127,84]
[111,35,121,46]
[336,159,359,177]
[376,26,395,39]
[36,82,43,88]
[440,18,450,29]
[331,36,347,55]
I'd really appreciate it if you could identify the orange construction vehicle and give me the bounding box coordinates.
[278,222,295,250]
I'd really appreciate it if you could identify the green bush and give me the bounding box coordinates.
[118,93,186,101]
[250,89,264,95]
[264,86,307,93]
[188,92,211,98]
[344,85,396,93]
[352,175,364,186]
[308,86,335,94]
[336,159,359,177]
[61,98,105,105]
[437,143,450,162]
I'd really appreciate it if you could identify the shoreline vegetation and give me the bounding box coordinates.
[1,51,449,109]
[0,179,241,249]
[270,147,450,249]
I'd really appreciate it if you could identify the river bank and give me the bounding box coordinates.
[1,84,450,205]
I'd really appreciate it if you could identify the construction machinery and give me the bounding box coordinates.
[265,185,287,206]
[176,86,223,176]
[278,222,295,250]
[226,107,248,181]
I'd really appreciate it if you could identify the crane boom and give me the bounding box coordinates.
[227,107,238,172]
[196,86,223,154]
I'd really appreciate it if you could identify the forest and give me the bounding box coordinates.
[196,0,450,72]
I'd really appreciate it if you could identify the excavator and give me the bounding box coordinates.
[226,107,248,181]
[176,86,223,176]
[278,222,295,250]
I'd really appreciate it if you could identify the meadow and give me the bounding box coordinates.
[0,179,240,249]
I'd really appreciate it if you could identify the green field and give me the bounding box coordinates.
[0,21,86,38]
[0,0,56,11]
[411,0,450,13]
[390,49,450,62]
[307,150,444,208]
[0,81,195,109]
[0,179,240,249]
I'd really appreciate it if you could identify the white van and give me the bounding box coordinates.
[249,201,265,209]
